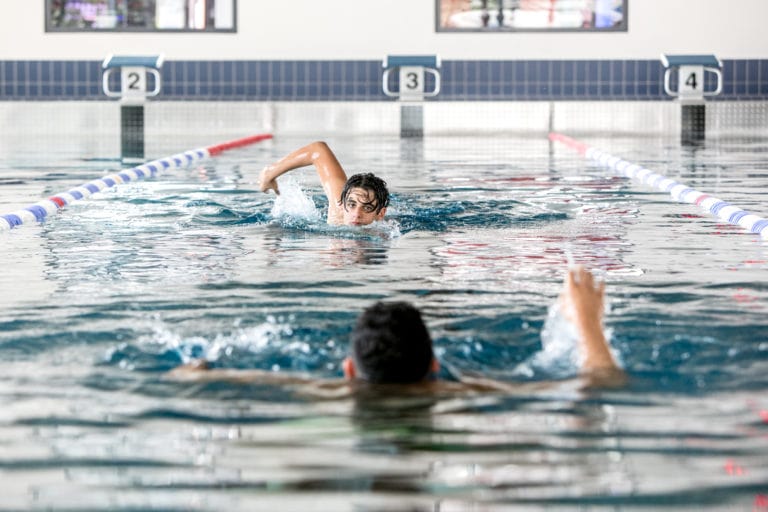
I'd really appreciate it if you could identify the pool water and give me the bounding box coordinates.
[0,132,767,510]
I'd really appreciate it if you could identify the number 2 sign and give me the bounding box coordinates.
[121,66,147,100]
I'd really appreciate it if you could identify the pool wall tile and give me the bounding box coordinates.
[0,59,767,101]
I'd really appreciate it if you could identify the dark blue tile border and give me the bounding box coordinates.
[0,59,767,102]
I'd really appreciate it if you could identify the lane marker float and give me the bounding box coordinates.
[549,132,768,239]
[0,133,272,231]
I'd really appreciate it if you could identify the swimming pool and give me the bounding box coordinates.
[0,114,767,509]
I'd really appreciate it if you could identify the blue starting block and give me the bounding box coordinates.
[382,55,441,138]
[661,54,723,101]
[382,55,441,100]
[102,54,164,104]
[661,54,723,145]
[102,54,164,162]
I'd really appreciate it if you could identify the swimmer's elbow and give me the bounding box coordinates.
[308,141,332,160]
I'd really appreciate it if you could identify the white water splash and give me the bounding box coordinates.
[136,315,295,364]
[533,300,583,375]
[269,177,322,222]
[513,298,616,379]
[354,218,402,240]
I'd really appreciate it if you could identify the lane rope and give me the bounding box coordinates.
[549,132,768,239]
[0,133,272,231]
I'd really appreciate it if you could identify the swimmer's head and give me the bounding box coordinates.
[344,301,437,384]
[339,173,389,226]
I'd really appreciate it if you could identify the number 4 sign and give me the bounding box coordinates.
[678,65,704,98]
[661,54,722,101]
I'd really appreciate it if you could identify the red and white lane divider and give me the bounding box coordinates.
[0,133,272,231]
[549,132,768,239]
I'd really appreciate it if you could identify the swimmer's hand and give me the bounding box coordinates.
[561,266,604,330]
[561,266,620,376]
[258,166,280,195]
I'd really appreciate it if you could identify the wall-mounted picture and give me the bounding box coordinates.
[46,0,236,32]
[437,0,627,32]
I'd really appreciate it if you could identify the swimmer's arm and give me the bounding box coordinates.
[452,374,559,393]
[564,267,626,387]
[168,360,314,385]
[259,141,348,205]
[168,360,354,398]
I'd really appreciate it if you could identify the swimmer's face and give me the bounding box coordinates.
[342,187,387,226]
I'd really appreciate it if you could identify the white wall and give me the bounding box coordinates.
[1,1,766,60]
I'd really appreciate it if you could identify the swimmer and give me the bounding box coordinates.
[351,266,622,387]
[170,267,624,392]
[259,141,389,226]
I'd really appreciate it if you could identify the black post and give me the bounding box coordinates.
[121,104,145,161]
[400,105,423,138]
[681,103,706,145]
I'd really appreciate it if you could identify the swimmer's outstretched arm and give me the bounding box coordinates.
[259,141,348,217]
[562,266,625,385]
[168,359,353,398]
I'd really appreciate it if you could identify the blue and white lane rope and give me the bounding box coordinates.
[0,133,272,231]
[549,132,768,239]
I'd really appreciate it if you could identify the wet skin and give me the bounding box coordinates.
[342,187,386,226]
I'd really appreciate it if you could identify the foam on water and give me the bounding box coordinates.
[269,177,322,222]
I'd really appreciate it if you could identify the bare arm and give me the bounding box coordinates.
[259,141,348,223]
[562,266,625,384]
[168,359,354,398]
[168,359,310,384]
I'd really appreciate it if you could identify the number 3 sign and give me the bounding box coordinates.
[382,55,441,100]
[399,66,425,99]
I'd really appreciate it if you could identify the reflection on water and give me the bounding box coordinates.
[0,134,767,509]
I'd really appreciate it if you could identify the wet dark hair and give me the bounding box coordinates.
[339,173,390,213]
[350,301,434,384]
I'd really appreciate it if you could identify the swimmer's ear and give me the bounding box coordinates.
[376,207,387,220]
[343,357,356,380]
[430,358,440,375]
